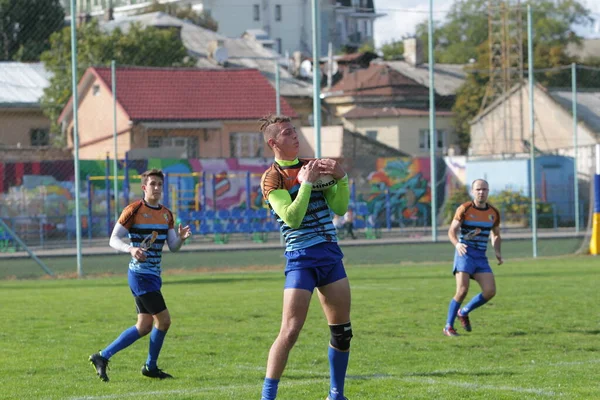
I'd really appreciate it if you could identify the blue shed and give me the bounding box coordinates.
[466,155,576,220]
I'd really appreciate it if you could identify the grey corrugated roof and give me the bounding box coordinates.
[548,89,600,134]
[0,62,51,106]
[102,12,312,97]
[383,60,467,96]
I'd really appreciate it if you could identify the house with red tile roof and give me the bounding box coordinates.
[58,66,297,160]
[321,63,460,156]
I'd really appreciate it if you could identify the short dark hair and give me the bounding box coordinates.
[141,169,164,185]
[259,114,292,145]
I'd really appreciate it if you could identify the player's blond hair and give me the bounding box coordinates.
[259,114,291,147]
[141,169,164,185]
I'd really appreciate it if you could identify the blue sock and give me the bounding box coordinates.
[462,293,488,315]
[328,346,350,400]
[261,377,280,400]
[446,299,461,328]
[101,326,141,359]
[146,327,167,370]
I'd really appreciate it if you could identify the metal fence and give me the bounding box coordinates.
[0,0,598,255]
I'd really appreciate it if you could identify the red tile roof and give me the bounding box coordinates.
[324,64,429,98]
[66,67,297,122]
[343,106,453,119]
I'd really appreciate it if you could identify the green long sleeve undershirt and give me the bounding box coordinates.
[267,159,350,229]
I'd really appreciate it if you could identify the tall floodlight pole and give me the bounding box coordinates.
[428,0,438,242]
[527,4,537,258]
[311,0,322,158]
[70,0,83,276]
[571,62,580,232]
[112,60,118,224]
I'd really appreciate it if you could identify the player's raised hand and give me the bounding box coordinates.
[298,160,320,184]
[178,224,192,240]
[317,158,345,180]
[455,242,467,256]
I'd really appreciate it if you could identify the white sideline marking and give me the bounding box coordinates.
[66,373,560,400]
[405,377,558,396]
[65,378,325,400]
[546,358,600,366]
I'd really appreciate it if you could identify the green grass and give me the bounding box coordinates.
[1,255,599,399]
[0,237,584,279]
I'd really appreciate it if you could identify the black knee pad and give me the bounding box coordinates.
[329,322,353,351]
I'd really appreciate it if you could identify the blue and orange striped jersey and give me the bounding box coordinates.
[261,159,337,251]
[118,200,174,276]
[454,201,500,252]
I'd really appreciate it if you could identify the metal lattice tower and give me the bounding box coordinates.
[480,0,524,155]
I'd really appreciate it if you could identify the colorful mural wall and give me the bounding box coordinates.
[1,157,456,233]
[364,157,433,227]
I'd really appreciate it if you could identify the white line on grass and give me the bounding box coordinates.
[66,372,560,400]
[546,358,600,366]
[404,377,558,397]
[65,378,328,400]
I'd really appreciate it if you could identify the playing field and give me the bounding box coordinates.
[1,243,598,399]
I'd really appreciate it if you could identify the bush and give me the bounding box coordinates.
[488,190,554,228]
[442,187,471,224]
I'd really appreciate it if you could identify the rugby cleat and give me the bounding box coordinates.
[442,326,459,337]
[89,352,110,382]
[457,309,472,332]
[141,364,173,379]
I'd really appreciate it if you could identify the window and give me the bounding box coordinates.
[30,128,49,146]
[366,130,378,140]
[230,132,263,157]
[148,136,198,158]
[253,4,260,21]
[275,4,281,21]
[419,129,446,150]
[92,84,100,96]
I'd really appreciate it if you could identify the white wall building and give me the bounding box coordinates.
[68,0,384,56]
[203,0,384,55]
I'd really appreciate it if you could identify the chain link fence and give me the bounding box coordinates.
[0,1,597,268]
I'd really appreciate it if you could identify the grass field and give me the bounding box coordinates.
[1,249,599,399]
[0,237,584,279]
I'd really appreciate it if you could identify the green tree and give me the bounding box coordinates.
[380,40,404,61]
[357,42,375,53]
[143,1,218,32]
[416,0,592,65]
[0,0,64,61]
[434,0,593,152]
[40,20,195,145]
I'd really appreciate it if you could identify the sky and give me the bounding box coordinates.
[373,0,600,49]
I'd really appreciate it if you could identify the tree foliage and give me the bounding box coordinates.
[0,0,64,61]
[380,40,404,61]
[426,0,594,153]
[40,19,195,145]
[142,1,218,32]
